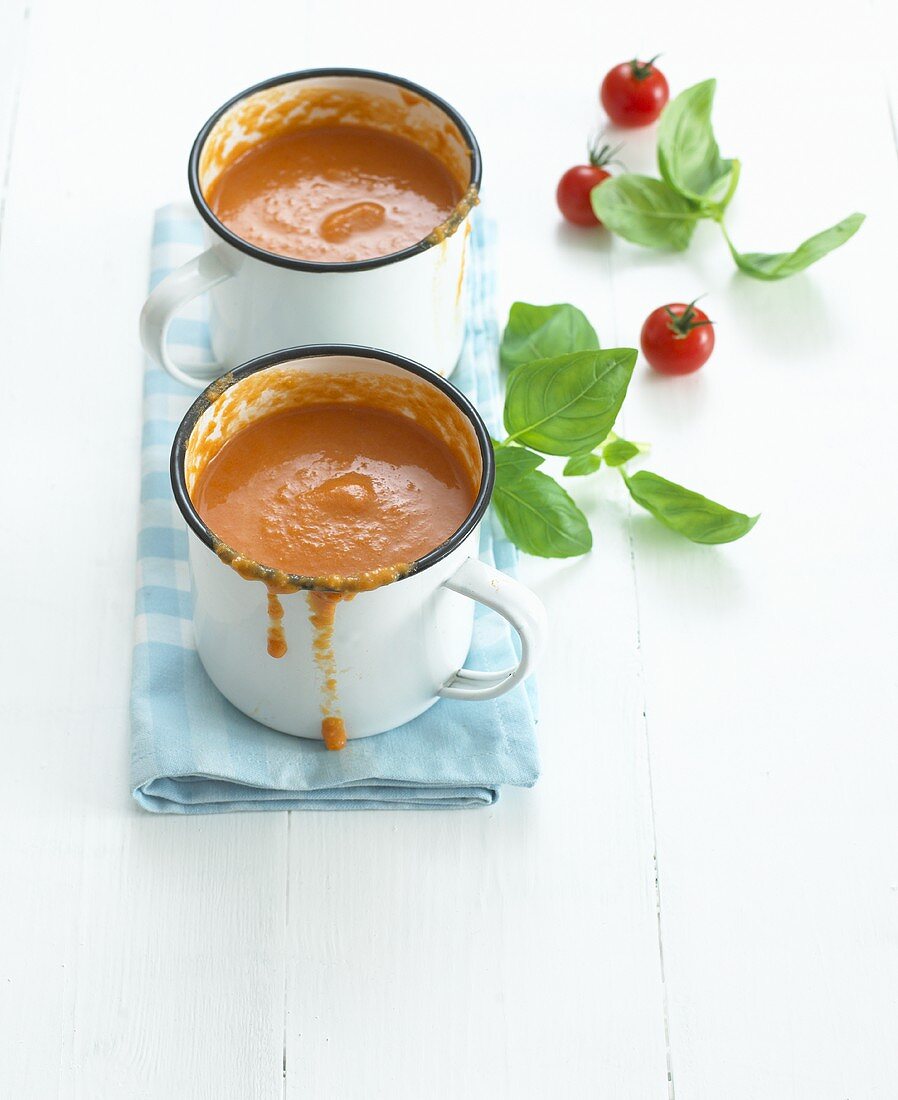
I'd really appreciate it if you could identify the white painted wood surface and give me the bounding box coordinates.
[0,0,895,1096]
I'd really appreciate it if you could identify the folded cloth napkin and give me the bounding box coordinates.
[130,205,539,813]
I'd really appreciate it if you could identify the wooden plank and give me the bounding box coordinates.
[612,3,898,1097]
[0,1,288,1095]
[872,0,898,152]
[0,0,29,233]
[285,544,670,1098]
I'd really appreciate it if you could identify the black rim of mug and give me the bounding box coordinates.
[170,344,496,587]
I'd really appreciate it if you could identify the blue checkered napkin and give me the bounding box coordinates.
[130,205,539,813]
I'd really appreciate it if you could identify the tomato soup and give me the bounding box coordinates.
[205,124,462,263]
[191,403,476,578]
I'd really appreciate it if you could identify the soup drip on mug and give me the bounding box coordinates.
[192,400,477,748]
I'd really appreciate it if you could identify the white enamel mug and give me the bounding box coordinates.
[170,346,546,741]
[141,69,482,389]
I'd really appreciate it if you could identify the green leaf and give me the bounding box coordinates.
[492,443,544,477]
[591,175,702,251]
[657,78,736,206]
[563,452,602,477]
[624,470,758,544]
[493,452,592,558]
[724,213,865,280]
[602,439,640,467]
[500,302,599,371]
[503,348,637,456]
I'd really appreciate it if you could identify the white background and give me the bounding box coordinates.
[1,0,897,1096]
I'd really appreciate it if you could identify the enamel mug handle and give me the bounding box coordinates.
[438,557,547,701]
[139,246,234,388]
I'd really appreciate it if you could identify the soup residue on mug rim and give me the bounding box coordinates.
[196,82,479,258]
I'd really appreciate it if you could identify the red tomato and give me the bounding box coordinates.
[641,300,715,375]
[556,165,610,226]
[556,139,623,227]
[600,57,669,127]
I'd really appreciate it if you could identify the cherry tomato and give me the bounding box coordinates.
[641,300,715,375]
[556,139,623,227]
[600,57,669,127]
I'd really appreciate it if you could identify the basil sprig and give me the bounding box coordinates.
[592,78,864,278]
[491,302,758,557]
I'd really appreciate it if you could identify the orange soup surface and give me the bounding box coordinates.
[205,124,462,263]
[192,404,476,578]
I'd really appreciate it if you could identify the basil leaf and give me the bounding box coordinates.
[563,452,602,477]
[657,79,736,206]
[493,444,544,476]
[591,175,702,251]
[724,213,865,280]
[501,302,599,371]
[624,470,758,544]
[602,438,640,467]
[504,348,637,456]
[493,459,592,558]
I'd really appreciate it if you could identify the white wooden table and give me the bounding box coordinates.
[2,1,897,1095]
